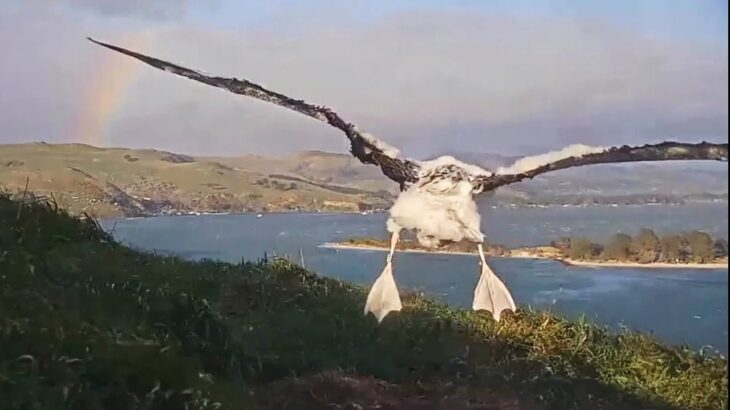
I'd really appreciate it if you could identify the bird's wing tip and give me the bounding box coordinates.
[87,37,109,47]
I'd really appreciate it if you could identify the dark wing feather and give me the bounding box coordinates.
[475,141,728,192]
[87,37,419,187]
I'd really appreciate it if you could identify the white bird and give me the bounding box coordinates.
[88,38,728,323]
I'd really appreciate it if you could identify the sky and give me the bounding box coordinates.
[0,0,727,158]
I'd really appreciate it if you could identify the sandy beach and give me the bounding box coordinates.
[320,242,729,270]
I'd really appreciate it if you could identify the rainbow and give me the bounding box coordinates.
[74,31,156,147]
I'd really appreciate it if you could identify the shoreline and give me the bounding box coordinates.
[320,242,729,270]
[96,200,728,220]
[319,242,480,257]
[554,258,729,269]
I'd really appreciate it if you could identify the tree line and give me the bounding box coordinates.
[551,229,728,264]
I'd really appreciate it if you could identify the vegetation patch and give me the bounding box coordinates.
[340,231,728,267]
[344,236,511,255]
[557,229,728,264]
[160,153,196,164]
[0,194,726,409]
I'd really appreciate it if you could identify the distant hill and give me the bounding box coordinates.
[439,150,728,196]
[0,142,726,217]
[433,150,728,204]
[0,143,393,217]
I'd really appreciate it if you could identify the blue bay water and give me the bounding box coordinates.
[101,202,729,354]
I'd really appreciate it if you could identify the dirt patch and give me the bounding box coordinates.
[257,370,542,410]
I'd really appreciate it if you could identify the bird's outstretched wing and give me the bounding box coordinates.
[87,37,420,187]
[475,141,728,192]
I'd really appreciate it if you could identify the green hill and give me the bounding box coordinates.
[0,194,726,409]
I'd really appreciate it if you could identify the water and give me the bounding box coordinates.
[102,202,728,354]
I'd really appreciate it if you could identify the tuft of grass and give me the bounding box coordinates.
[0,193,727,409]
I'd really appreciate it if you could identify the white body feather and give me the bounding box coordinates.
[496,144,605,175]
[360,131,402,159]
[386,155,491,247]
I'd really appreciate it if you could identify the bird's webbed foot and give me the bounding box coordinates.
[472,243,517,321]
[364,230,402,322]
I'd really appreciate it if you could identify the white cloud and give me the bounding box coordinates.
[0,4,726,158]
[19,0,200,21]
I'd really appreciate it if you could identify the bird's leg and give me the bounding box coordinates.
[364,230,402,322]
[473,243,517,321]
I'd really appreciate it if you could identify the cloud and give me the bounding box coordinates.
[22,0,196,21]
[71,0,187,20]
[0,5,97,142]
[0,4,727,158]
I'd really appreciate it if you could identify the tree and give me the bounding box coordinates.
[686,231,715,263]
[602,233,633,261]
[714,239,728,258]
[632,228,660,263]
[591,242,604,258]
[660,234,689,263]
[568,238,601,260]
[489,244,509,256]
[550,237,572,253]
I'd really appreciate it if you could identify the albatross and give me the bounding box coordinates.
[88,37,729,323]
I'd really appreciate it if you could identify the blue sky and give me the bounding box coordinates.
[1,0,727,157]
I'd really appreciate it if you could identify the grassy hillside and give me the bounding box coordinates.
[0,194,727,409]
[0,143,394,217]
[212,149,394,193]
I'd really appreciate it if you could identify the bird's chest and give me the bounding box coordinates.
[387,165,485,246]
[394,166,479,223]
[389,182,480,229]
